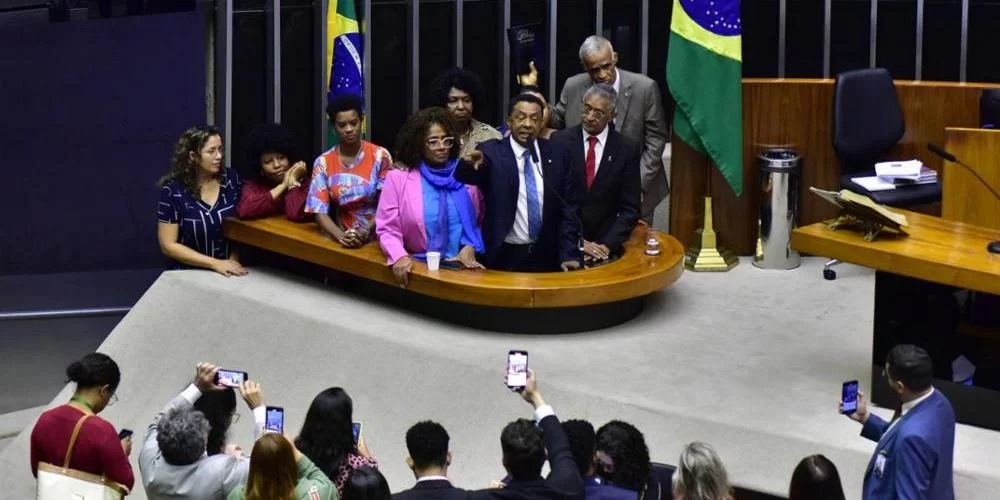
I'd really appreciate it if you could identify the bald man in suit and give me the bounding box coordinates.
[525,36,667,222]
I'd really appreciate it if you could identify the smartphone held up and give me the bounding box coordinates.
[214,369,248,388]
[841,380,859,415]
[506,350,529,392]
[265,406,285,433]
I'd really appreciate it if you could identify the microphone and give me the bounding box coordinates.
[927,143,1000,254]
[526,139,586,267]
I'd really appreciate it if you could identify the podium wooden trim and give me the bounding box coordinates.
[791,210,1000,294]
[223,217,685,309]
[942,127,1000,229]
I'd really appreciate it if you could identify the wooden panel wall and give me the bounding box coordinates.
[942,127,1000,228]
[670,79,1000,255]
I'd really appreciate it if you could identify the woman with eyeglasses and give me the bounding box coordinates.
[30,353,135,492]
[305,93,395,248]
[194,389,250,458]
[376,107,485,286]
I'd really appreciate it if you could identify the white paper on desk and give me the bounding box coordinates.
[851,176,897,191]
[875,159,923,178]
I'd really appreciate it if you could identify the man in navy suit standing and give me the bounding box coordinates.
[458,94,583,272]
[551,84,640,264]
[845,344,955,500]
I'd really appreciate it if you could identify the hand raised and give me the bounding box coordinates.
[194,362,222,392]
[461,151,484,170]
[239,380,264,409]
[517,60,539,86]
[841,390,870,424]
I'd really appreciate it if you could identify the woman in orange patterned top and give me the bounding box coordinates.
[305,94,394,248]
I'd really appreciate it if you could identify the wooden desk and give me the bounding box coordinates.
[791,210,1000,294]
[671,79,1000,256]
[943,127,1000,228]
[224,217,685,332]
[791,212,1000,430]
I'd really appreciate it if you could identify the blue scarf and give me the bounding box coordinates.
[418,160,484,256]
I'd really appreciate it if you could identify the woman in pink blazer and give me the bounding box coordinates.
[376,108,485,286]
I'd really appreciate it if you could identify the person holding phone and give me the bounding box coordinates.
[467,369,583,500]
[295,387,378,497]
[376,107,486,287]
[30,353,134,491]
[842,344,955,500]
[227,433,335,500]
[138,363,268,499]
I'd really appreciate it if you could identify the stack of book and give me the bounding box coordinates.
[851,160,938,191]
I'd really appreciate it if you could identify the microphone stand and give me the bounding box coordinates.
[927,143,1000,253]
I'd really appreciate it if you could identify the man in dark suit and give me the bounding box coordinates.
[551,84,640,263]
[523,36,667,221]
[393,421,468,500]
[468,370,583,500]
[844,344,955,500]
[457,94,583,272]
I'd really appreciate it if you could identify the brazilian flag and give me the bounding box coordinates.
[327,0,363,146]
[667,0,743,196]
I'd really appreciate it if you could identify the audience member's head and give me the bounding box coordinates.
[405,420,451,476]
[885,344,934,398]
[343,466,392,500]
[507,93,546,148]
[562,419,596,477]
[295,387,358,480]
[65,353,121,414]
[519,84,551,129]
[581,84,617,136]
[157,406,211,466]
[394,107,461,168]
[192,388,237,456]
[671,442,732,500]
[327,93,365,148]
[578,35,618,86]
[596,420,651,492]
[242,122,300,185]
[428,68,486,127]
[788,454,846,500]
[501,418,546,481]
[159,125,224,194]
[243,433,298,500]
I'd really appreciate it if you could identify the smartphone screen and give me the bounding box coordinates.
[506,350,529,391]
[352,422,363,444]
[265,406,285,433]
[215,369,248,388]
[841,380,859,415]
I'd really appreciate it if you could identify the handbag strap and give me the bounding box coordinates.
[63,413,92,468]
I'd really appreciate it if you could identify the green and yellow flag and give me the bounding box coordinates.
[667,0,743,195]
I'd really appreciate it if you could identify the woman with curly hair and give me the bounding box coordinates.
[305,94,394,248]
[428,68,502,157]
[235,123,311,221]
[295,387,378,497]
[594,420,651,495]
[156,125,247,276]
[375,107,485,286]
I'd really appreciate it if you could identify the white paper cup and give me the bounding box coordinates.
[426,252,441,271]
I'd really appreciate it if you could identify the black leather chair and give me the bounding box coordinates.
[824,68,942,279]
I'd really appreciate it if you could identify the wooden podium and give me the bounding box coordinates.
[942,127,1000,228]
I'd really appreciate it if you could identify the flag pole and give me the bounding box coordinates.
[684,160,738,271]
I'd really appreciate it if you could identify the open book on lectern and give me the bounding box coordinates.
[809,187,909,241]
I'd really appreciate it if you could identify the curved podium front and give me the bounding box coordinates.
[224,217,685,332]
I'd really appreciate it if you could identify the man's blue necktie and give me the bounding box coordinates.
[522,149,542,241]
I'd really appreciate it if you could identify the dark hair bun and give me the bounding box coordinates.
[65,353,121,390]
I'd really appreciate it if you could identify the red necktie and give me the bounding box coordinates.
[586,135,598,189]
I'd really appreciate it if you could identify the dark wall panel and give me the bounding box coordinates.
[785,0,825,77]
[462,0,502,126]
[830,0,871,75]
[370,0,408,149]
[922,0,961,81]
[0,11,206,274]
[876,0,916,79]
[418,0,456,109]
[742,0,779,77]
[968,0,1000,83]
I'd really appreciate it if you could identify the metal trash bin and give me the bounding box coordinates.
[754,149,801,269]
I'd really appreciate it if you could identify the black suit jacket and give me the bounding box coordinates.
[550,126,641,255]
[394,479,471,500]
[467,415,584,500]
[456,138,582,270]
